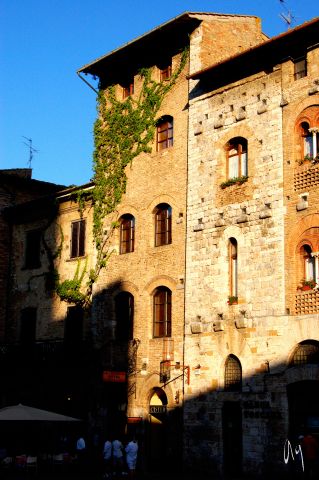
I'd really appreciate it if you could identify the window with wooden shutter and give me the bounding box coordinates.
[156,116,173,151]
[294,57,307,80]
[120,214,135,254]
[153,287,172,338]
[70,220,85,258]
[227,138,248,179]
[155,204,172,246]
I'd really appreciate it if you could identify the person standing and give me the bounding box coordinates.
[103,437,112,478]
[112,437,124,478]
[125,438,138,479]
[76,434,87,471]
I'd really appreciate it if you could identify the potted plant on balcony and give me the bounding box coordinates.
[227,295,238,305]
[298,279,317,291]
[297,154,319,166]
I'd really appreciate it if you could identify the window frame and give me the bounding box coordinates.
[115,291,134,341]
[156,116,173,151]
[70,219,86,259]
[24,229,42,269]
[155,204,172,247]
[294,57,307,81]
[226,138,248,179]
[224,354,242,392]
[153,287,172,338]
[122,79,134,99]
[119,214,135,254]
[229,238,238,298]
[159,63,172,81]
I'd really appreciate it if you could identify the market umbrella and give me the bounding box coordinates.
[0,404,81,422]
[0,404,82,455]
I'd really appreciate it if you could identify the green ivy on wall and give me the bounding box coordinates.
[54,48,188,306]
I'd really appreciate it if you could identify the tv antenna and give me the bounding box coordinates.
[278,0,296,29]
[22,136,39,169]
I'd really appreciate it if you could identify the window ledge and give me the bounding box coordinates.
[66,255,87,262]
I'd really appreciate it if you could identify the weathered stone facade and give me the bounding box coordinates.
[184,18,319,477]
[2,11,319,478]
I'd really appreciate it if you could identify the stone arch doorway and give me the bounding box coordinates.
[287,340,319,437]
[288,380,319,437]
[146,387,168,471]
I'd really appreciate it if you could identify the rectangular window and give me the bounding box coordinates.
[64,306,83,345]
[160,65,172,81]
[24,229,42,269]
[157,119,173,151]
[20,307,37,345]
[294,57,307,80]
[70,220,85,258]
[153,288,171,338]
[155,205,172,247]
[120,215,135,254]
[123,80,134,99]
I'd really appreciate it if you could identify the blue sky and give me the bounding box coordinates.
[1,0,318,186]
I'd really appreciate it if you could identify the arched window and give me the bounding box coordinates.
[119,214,135,254]
[115,292,134,341]
[300,122,314,158]
[155,204,172,246]
[225,355,242,391]
[301,244,317,283]
[227,137,248,179]
[156,116,173,151]
[153,287,171,338]
[290,341,319,366]
[296,107,319,162]
[229,238,238,299]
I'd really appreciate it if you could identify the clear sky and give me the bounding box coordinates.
[1,0,318,186]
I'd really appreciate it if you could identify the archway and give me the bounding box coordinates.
[147,388,168,471]
[288,381,319,437]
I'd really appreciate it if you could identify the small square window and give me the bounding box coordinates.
[160,64,172,81]
[294,57,307,80]
[123,80,134,99]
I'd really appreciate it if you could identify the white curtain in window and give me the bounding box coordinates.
[232,257,238,296]
[305,256,315,280]
[229,152,239,178]
[241,152,247,176]
[304,136,313,156]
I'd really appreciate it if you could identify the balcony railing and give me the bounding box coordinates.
[294,164,319,191]
[295,290,319,315]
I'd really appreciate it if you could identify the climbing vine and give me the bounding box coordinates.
[53,48,188,306]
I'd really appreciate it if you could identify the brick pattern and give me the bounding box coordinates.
[294,164,319,190]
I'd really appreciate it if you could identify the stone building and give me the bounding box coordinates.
[77,11,265,468]
[184,17,319,477]
[2,10,318,478]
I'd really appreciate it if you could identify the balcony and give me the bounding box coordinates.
[294,164,319,191]
[294,290,319,315]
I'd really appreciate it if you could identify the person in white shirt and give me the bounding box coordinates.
[76,435,86,469]
[103,438,112,478]
[125,438,138,478]
[112,438,124,476]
